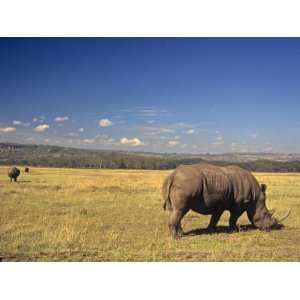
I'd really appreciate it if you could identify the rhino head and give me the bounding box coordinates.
[248,184,290,231]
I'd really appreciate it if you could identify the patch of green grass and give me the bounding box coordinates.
[0,167,299,261]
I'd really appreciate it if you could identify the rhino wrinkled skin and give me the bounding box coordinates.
[162,163,286,238]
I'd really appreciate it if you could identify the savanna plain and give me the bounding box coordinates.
[0,166,300,261]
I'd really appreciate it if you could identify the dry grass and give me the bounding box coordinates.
[0,166,300,261]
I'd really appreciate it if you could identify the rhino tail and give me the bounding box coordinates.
[162,172,175,211]
[163,197,171,210]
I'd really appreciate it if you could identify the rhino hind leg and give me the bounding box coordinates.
[168,209,188,239]
[207,210,224,232]
[177,222,183,236]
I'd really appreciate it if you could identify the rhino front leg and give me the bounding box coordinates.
[168,209,187,239]
[207,210,224,232]
[229,211,242,231]
[246,210,255,227]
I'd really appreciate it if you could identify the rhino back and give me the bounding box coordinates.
[171,163,234,211]
[223,165,261,203]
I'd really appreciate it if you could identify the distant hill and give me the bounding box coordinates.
[187,152,300,162]
[1,142,300,172]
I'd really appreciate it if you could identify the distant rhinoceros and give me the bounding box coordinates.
[162,163,290,238]
[8,166,20,182]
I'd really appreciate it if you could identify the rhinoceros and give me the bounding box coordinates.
[8,166,20,182]
[162,163,290,238]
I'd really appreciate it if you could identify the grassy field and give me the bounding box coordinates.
[0,166,300,261]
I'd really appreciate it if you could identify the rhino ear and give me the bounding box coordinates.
[261,184,267,193]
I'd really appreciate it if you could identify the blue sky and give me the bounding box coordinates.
[1,38,300,153]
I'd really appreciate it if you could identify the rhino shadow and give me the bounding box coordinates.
[17,180,32,183]
[183,223,283,236]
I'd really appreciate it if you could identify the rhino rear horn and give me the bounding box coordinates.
[269,209,276,216]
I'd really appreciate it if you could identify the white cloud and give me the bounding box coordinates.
[249,133,258,139]
[160,128,174,133]
[26,137,35,142]
[185,129,195,134]
[33,116,45,123]
[142,127,175,136]
[177,122,194,128]
[146,120,155,124]
[98,138,116,145]
[34,124,49,132]
[120,107,168,119]
[54,116,69,123]
[137,108,163,117]
[83,138,95,144]
[139,112,158,117]
[78,135,117,146]
[263,147,273,152]
[120,137,144,146]
[140,109,156,113]
[99,118,113,127]
[13,120,30,127]
[211,135,225,146]
[168,140,180,146]
[212,135,224,146]
[78,128,84,132]
[0,127,16,133]
[68,132,78,137]
[212,141,224,146]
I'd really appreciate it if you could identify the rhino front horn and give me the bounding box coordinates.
[277,209,291,223]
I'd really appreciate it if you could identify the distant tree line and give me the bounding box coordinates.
[1,153,200,170]
[1,143,300,172]
[2,154,300,172]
